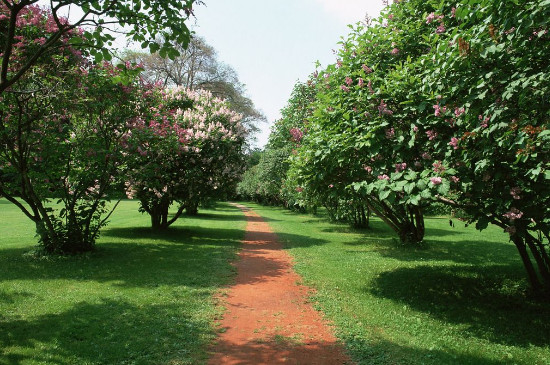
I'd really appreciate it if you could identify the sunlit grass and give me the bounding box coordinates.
[0,199,246,365]
[243,203,550,365]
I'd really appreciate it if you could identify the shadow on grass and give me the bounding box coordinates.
[343,337,507,365]
[369,239,521,266]
[0,299,212,364]
[0,225,244,289]
[0,225,330,289]
[369,265,550,348]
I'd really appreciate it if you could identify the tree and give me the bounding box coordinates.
[0,9,143,253]
[237,81,316,208]
[124,87,247,229]
[0,0,198,96]
[122,36,265,142]
[289,0,550,290]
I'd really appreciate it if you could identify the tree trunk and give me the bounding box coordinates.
[186,202,199,216]
[512,235,543,291]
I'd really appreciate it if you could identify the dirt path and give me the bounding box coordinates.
[208,203,352,365]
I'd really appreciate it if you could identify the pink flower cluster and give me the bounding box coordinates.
[378,100,393,116]
[362,64,373,73]
[433,104,447,117]
[426,130,438,140]
[378,174,390,181]
[289,127,304,143]
[426,12,446,34]
[395,162,407,172]
[479,115,490,128]
[448,137,459,150]
[432,161,445,173]
[503,208,523,221]
[430,177,442,185]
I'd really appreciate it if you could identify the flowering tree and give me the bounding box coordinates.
[0,4,144,252]
[290,0,550,290]
[124,87,247,229]
[418,0,550,290]
[0,0,197,95]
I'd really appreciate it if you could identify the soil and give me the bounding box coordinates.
[208,203,352,365]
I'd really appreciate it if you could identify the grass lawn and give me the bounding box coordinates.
[242,203,550,365]
[0,199,246,365]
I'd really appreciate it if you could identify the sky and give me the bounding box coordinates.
[190,0,385,148]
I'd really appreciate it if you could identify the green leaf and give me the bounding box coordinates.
[379,189,391,201]
[476,216,490,231]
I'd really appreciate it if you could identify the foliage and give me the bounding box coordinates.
[0,199,245,364]
[0,6,142,253]
[124,87,247,229]
[0,0,197,95]
[288,0,550,289]
[237,81,315,207]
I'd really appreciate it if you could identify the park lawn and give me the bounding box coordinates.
[0,199,246,365]
[242,203,550,365]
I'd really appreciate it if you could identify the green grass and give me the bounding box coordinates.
[0,199,246,365]
[241,203,550,365]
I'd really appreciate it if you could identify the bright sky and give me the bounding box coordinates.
[191,0,385,147]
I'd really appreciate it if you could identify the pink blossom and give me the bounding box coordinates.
[503,207,523,221]
[454,107,465,117]
[430,177,442,185]
[336,60,343,68]
[426,12,436,24]
[433,104,447,117]
[479,115,490,128]
[451,7,456,17]
[341,85,350,92]
[358,78,364,88]
[433,161,446,173]
[391,48,400,55]
[421,152,432,160]
[345,76,353,86]
[436,24,446,34]
[362,64,373,73]
[450,176,460,183]
[378,174,390,181]
[378,100,393,116]
[385,127,395,139]
[367,80,375,94]
[413,125,419,132]
[426,130,438,140]
[364,165,373,173]
[395,162,407,172]
[448,137,459,150]
[329,184,334,188]
[289,127,304,143]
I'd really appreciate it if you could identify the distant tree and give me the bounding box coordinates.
[123,36,265,141]
[123,87,247,229]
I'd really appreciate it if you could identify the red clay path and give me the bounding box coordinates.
[208,203,352,365]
